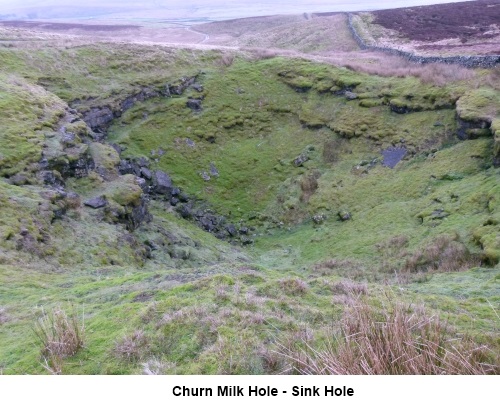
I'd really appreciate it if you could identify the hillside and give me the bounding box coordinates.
[352,0,500,56]
[0,6,499,375]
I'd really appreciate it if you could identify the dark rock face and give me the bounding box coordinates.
[37,170,65,189]
[83,107,114,133]
[80,76,199,134]
[382,147,407,168]
[84,195,107,209]
[456,116,491,140]
[128,197,152,231]
[153,170,173,196]
[187,98,202,111]
[390,104,411,114]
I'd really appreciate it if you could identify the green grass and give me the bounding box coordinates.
[0,37,498,374]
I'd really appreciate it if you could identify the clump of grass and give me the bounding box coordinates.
[279,278,309,295]
[217,53,235,67]
[344,57,475,86]
[114,330,149,362]
[33,306,85,374]
[330,280,368,296]
[279,302,498,375]
[403,234,480,273]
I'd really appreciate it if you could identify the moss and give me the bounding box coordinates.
[105,174,143,207]
[456,88,500,123]
[89,142,120,172]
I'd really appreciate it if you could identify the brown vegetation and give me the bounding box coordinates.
[344,56,476,86]
[279,302,498,375]
[114,330,150,362]
[403,234,480,274]
[33,307,85,374]
[372,1,500,43]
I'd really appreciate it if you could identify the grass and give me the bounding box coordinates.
[33,306,85,374]
[0,28,498,374]
[279,301,498,375]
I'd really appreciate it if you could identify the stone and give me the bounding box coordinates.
[177,205,193,219]
[153,170,173,195]
[345,91,358,100]
[192,83,203,92]
[140,167,152,180]
[186,98,202,111]
[84,195,107,209]
[38,170,65,189]
[293,154,309,167]
[209,162,219,177]
[225,224,237,237]
[338,210,352,221]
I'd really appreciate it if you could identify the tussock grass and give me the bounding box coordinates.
[33,307,85,374]
[279,302,498,375]
[344,57,476,86]
[114,330,150,362]
[403,235,481,274]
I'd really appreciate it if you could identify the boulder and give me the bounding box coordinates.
[338,210,352,221]
[187,98,202,111]
[345,91,358,100]
[84,195,107,209]
[293,154,309,167]
[153,170,173,196]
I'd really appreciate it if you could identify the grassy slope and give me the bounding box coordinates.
[0,37,499,374]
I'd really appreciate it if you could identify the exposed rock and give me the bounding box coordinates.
[192,83,203,92]
[83,106,114,133]
[137,157,149,167]
[200,171,211,181]
[209,162,219,177]
[225,224,237,237]
[293,154,309,167]
[186,138,196,147]
[61,132,79,147]
[345,91,358,100]
[136,177,148,192]
[338,210,352,221]
[153,170,173,196]
[128,197,152,230]
[312,214,326,224]
[456,116,491,140]
[37,170,65,189]
[84,195,107,209]
[187,98,203,111]
[140,167,152,180]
